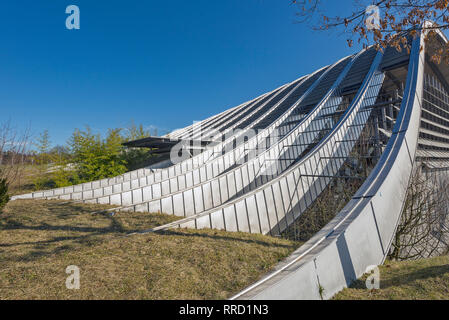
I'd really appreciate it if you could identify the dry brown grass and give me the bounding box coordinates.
[0,200,299,300]
[334,255,449,300]
[6,165,46,195]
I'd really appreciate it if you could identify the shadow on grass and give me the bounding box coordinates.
[1,201,297,265]
[0,201,166,264]
[347,264,449,290]
[0,220,129,263]
[156,230,299,250]
[380,264,449,289]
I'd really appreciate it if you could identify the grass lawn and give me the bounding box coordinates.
[0,200,299,300]
[334,255,449,300]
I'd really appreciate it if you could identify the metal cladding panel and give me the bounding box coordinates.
[219,176,229,203]
[210,210,225,230]
[98,196,109,204]
[181,161,187,173]
[202,183,213,211]
[183,189,195,216]
[178,176,186,190]
[369,137,414,247]
[343,204,386,282]
[235,200,249,232]
[223,153,231,170]
[64,186,74,194]
[250,69,326,131]
[234,169,244,194]
[272,182,286,231]
[186,171,194,188]
[59,194,70,200]
[134,203,148,213]
[246,196,261,234]
[206,163,213,180]
[169,178,178,194]
[161,180,170,196]
[381,45,410,70]
[223,205,238,232]
[279,178,292,222]
[199,166,207,182]
[180,219,196,229]
[121,181,131,191]
[247,163,256,186]
[152,183,161,198]
[82,190,92,199]
[186,161,193,172]
[193,186,204,213]
[92,181,100,189]
[142,186,152,201]
[249,260,320,300]
[298,56,352,109]
[161,197,173,215]
[120,191,131,205]
[313,241,349,299]
[196,214,211,230]
[110,193,121,205]
[217,158,225,174]
[339,49,377,94]
[241,166,250,191]
[112,184,122,194]
[255,192,270,234]
[132,189,142,204]
[193,169,200,185]
[211,179,221,207]
[72,192,82,200]
[227,173,237,199]
[92,188,102,198]
[151,196,165,212]
[212,161,220,177]
[168,166,175,177]
[264,188,279,235]
[173,193,184,214]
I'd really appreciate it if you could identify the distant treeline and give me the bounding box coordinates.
[32,122,153,190]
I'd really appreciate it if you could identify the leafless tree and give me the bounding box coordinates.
[389,165,449,260]
[0,120,32,191]
[291,0,449,63]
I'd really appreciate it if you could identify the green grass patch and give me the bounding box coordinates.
[334,255,449,300]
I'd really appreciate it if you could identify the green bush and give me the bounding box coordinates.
[30,123,153,189]
[0,177,10,211]
[68,126,128,184]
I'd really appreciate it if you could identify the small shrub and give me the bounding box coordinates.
[0,177,10,211]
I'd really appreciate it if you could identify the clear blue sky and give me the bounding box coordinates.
[1,0,374,146]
